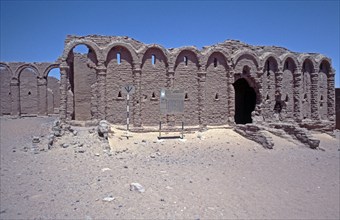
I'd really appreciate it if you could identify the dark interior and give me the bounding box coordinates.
[233,78,256,124]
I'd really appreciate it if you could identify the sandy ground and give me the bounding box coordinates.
[0,117,339,220]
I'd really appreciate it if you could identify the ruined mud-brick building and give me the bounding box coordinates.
[0,35,336,130]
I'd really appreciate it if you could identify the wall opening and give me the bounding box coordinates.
[233,78,256,124]
[151,54,156,65]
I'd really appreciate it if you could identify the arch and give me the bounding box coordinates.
[138,44,169,66]
[233,78,257,124]
[15,63,40,80]
[260,52,280,70]
[316,55,332,74]
[43,63,60,78]
[62,39,102,62]
[232,49,260,68]
[172,46,201,71]
[280,53,299,70]
[298,54,317,69]
[0,62,14,78]
[201,47,230,70]
[104,42,138,65]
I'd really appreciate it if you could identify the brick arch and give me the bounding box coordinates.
[316,56,332,73]
[201,47,230,70]
[139,44,169,66]
[172,47,201,71]
[104,42,138,65]
[0,63,14,78]
[232,49,260,69]
[62,39,102,62]
[234,67,262,104]
[280,53,299,71]
[43,63,60,78]
[298,54,317,70]
[15,63,40,80]
[260,52,280,70]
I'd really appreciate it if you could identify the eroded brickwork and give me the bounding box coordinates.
[1,35,336,131]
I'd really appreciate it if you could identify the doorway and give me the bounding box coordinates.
[233,78,256,124]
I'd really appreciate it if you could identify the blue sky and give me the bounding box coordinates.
[1,0,339,87]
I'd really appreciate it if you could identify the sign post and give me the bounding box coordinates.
[122,85,135,138]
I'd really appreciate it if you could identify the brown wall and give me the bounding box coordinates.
[336,88,340,129]
[19,68,38,115]
[0,66,11,115]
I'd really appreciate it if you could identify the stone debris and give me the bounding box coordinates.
[101,168,111,172]
[234,124,274,149]
[130,183,145,193]
[32,136,40,143]
[97,120,109,140]
[102,195,115,202]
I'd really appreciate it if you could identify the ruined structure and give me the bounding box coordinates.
[0,35,336,131]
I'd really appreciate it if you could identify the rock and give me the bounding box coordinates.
[102,195,115,202]
[97,120,109,139]
[73,130,78,136]
[150,154,156,158]
[62,143,69,148]
[76,149,85,153]
[32,136,40,143]
[130,183,145,193]
[95,153,100,157]
[101,168,111,172]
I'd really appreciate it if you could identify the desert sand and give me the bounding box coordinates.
[0,117,339,219]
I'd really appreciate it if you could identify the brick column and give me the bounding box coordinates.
[293,67,302,121]
[96,63,107,120]
[10,78,20,116]
[198,70,206,128]
[311,70,320,120]
[37,77,47,116]
[133,62,142,127]
[276,67,283,94]
[168,70,175,88]
[327,70,335,121]
[59,62,69,122]
[228,69,235,123]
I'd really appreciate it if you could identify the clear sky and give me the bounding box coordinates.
[1,0,339,87]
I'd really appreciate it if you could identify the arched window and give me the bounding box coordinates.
[184,56,188,66]
[151,54,156,65]
[213,58,217,67]
[117,52,121,64]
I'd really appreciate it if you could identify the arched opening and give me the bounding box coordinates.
[67,44,98,121]
[46,68,61,115]
[233,78,256,124]
[19,67,39,116]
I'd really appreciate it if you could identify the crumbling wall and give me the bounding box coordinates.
[140,48,168,126]
[72,53,96,121]
[204,53,229,125]
[47,76,60,114]
[174,50,199,126]
[19,68,38,115]
[106,47,134,124]
[0,66,12,115]
[336,88,340,129]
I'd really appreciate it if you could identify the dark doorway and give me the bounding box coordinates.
[233,78,256,124]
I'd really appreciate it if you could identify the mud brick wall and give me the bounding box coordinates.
[1,35,336,131]
[336,88,340,129]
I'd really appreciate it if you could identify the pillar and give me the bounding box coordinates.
[228,69,235,123]
[293,67,302,121]
[96,62,107,120]
[59,62,69,122]
[327,69,335,121]
[311,70,319,120]
[198,70,206,128]
[276,67,283,94]
[10,78,20,116]
[133,62,142,127]
[37,77,47,116]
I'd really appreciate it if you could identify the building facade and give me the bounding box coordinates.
[0,35,336,129]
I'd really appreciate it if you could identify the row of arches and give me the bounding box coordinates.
[59,38,334,126]
[0,62,60,116]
